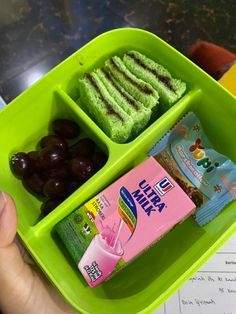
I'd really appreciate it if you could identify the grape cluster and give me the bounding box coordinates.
[9,119,108,216]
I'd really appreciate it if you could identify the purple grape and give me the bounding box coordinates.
[48,165,70,179]
[39,135,68,152]
[92,151,108,170]
[67,179,82,195]
[23,173,46,196]
[69,156,95,181]
[39,146,67,169]
[70,138,95,158]
[28,151,41,172]
[10,152,32,177]
[43,178,66,199]
[42,199,61,216]
[52,119,80,139]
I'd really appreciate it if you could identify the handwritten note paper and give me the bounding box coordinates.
[154,232,236,314]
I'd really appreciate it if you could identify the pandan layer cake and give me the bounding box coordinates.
[123,51,186,111]
[96,68,152,137]
[78,50,186,143]
[104,56,159,110]
[78,72,134,143]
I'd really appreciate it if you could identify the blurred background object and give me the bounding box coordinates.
[0,0,235,102]
[188,41,236,79]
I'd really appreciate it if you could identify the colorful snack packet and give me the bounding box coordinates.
[149,111,236,226]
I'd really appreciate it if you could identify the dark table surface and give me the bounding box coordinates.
[0,0,236,103]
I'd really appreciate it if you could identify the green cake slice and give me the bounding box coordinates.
[123,50,186,112]
[78,72,134,143]
[95,68,152,138]
[104,56,159,110]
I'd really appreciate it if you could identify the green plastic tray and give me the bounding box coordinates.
[0,28,236,314]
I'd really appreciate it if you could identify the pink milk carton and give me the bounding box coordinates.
[55,157,196,287]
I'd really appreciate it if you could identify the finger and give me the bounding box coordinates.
[0,192,18,248]
[0,192,35,314]
[15,236,35,265]
[0,192,34,264]
[0,193,76,314]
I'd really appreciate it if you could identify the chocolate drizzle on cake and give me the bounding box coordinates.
[101,68,139,111]
[127,52,176,93]
[110,58,153,95]
[85,73,124,122]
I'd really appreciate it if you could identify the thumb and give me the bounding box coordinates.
[0,192,18,248]
[0,193,76,314]
[0,192,35,314]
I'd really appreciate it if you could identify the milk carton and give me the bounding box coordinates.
[55,157,195,287]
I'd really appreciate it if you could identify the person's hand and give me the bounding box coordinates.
[0,192,76,314]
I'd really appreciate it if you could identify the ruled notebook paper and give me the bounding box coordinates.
[154,232,236,314]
